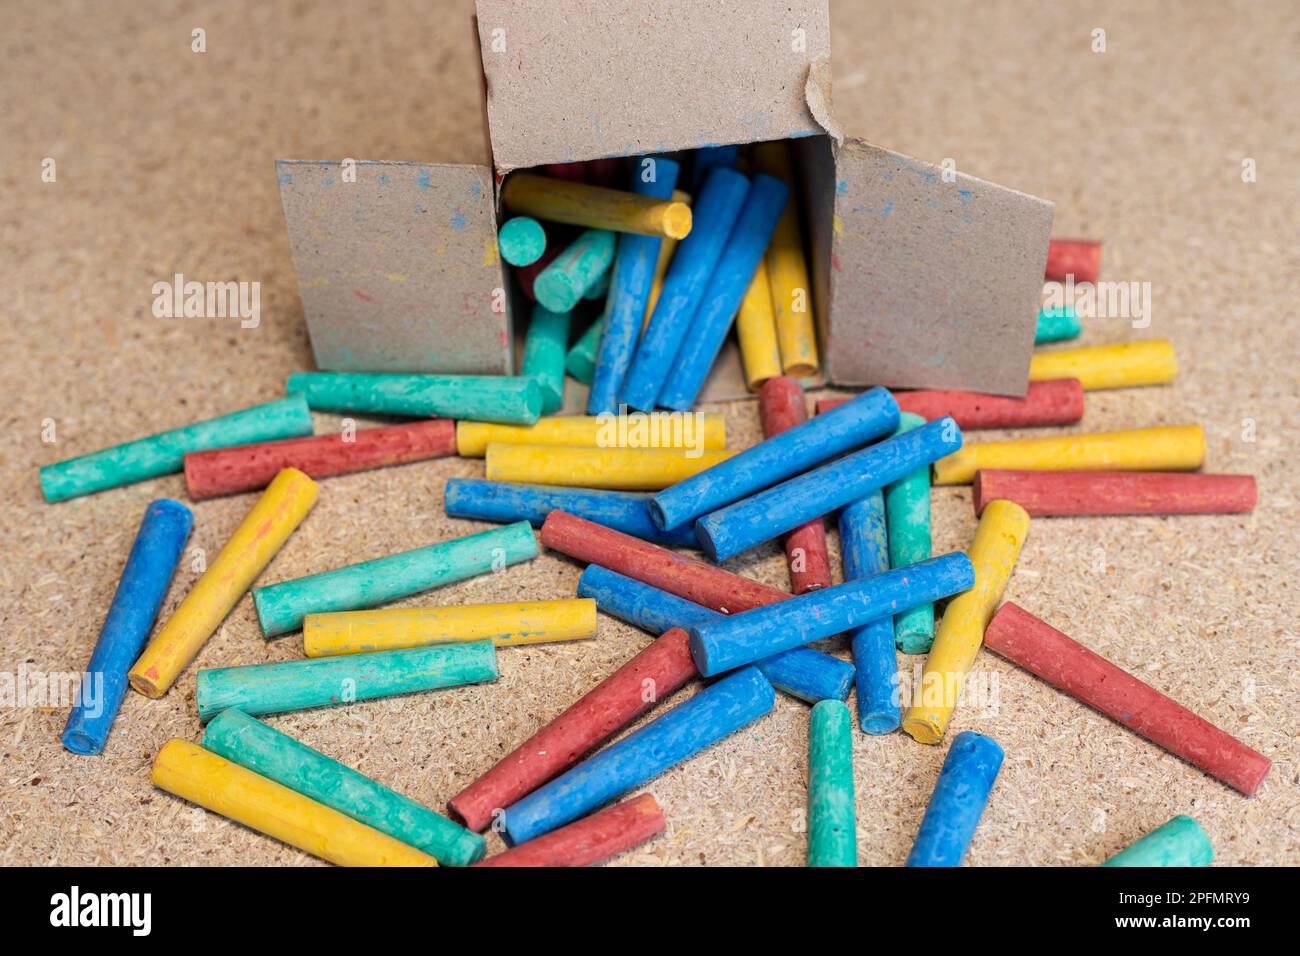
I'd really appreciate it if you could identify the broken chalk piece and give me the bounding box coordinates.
[502,173,691,240]
[498,216,547,267]
[456,412,725,457]
[533,229,615,314]
[808,699,857,867]
[520,304,570,414]
[839,491,901,734]
[817,379,1085,430]
[1035,304,1081,344]
[485,444,737,492]
[286,371,542,426]
[473,793,666,867]
[1102,816,1213,867]
[884,413,935,654]
[736,261,783,390]
[1029,340,1177,390]
[973,470,1257,517]
[906,731,1004,867]
[1045,238,1101,284]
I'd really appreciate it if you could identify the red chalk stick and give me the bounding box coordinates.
[759,377,831,593]
[1045,238,1102,284]
[985,603,1271,796]
[543,162,588,183]
[541,510,786,614]
[816,378,1085,430]
[448,628,698,832]
[472,793,666,867]
[182,419,456,499]
[585,158,626,189]
[974,470,1257,517]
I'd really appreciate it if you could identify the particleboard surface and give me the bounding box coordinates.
[1,0,1297,867]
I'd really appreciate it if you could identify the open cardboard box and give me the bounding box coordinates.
[278,0,1054,401]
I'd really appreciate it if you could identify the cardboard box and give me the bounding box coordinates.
[279,0,1053,398]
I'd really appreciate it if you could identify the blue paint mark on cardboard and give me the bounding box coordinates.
[450,210,468,231]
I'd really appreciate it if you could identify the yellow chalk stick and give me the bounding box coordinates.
[643,190,690,328]
[485,443,738,491]
[128,468,318,697]
[502,174,691,240]
[903,499,1030,744]
[754,142,819,377]
[456,412,726,458]
[151,739,436,866]
[303,599,598,657]
[1029,340,1177,390]
[932,425,1206,486]
[735,260,783,390]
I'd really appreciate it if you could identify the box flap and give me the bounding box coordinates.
[475,0,830,171]
[819,140,1054,396]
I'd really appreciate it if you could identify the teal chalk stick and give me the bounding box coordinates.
[202,709,486,865]
[807,699,857,867]
[533,229,616,314]
[196,640,498,721]
[565,315,605,385]
[252,520,538,637]
[39,395,313,502]
[498,216,546,267]
[521,304,570,414]
[1102,815,1213,867]
[582,266,612,301]
[1035,304,1081,344]
[884,412,935,653]
[286,372,542,426]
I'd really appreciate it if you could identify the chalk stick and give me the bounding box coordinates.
[652,386,899,532]
[643,199,685,321]
[485,443,736,492]
[184,419,456,499]
[303,598,596,657]
[62,499,193,755]
[195,640,497,721]
[1102,816,1213,867]
[543,162,587,183]
[1029,340,1177,390]
[688,552,974,677]
[516,241,565,302]
[691,144,739,192]
[502,173,691,239]
[498,216,547,267]
[287,371,542,426]
[151,739,436,866]
[40,395,313,502]
[658,173,789,410]
[202,709,485,865]
[759,377,832,593]
[588,158,680,414]
[445,478,697,547]
[252,520,537,637]
[932,424,1204,486]
[581,262,611,298]
[565,314,604,384]
[502,666,775,845]
[884,413,935,654]
[808,699,856,867]
[448,628,699,832]
[456,412,725,457]
[736,261,783,389]
[620,167,750,410]
[520,304,570,414]
[696,415,961,562]
[817,379,1085,429]
[984,602,1270,795]
[577,564,854,703]
[974,470,1258,517]
[128,468,318,697]
[1045,238,1101,284]
[906,731,1004,867]
[1035,304,1081,344]
[586,158,626,188]
[473,793,666,867]
[534,230,615,314]
[902,500,1029,744]
[839,492,901,734]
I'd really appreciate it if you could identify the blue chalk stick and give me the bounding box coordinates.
[619,167,750,411]
[691,144,740,192]
[502,665,775,844]
[62,499,193,755]
[657,174,789,410]
[651,386,898,531]
[444,478,697,547]
[839,492,901,734]
[695,415,962,562]
[906,731,1004,867]
[587,158,680,415]
[687,552,974,677]
[576,564,854,703]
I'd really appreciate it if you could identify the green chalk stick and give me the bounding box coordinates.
[202,709,485,865]
[582,267,612,301]
[286,372,542,426]
[39,395,313,502]
[807,699,856,867]
[1102,815,1213,867]
[521,304,570,414]
[196,640,498,721]
[1035,304,1081,344]
[565,315,605,385]
[533,229,615,313]
[498,216,546,267]
[885,412,935,653]
[253,520,538,637]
